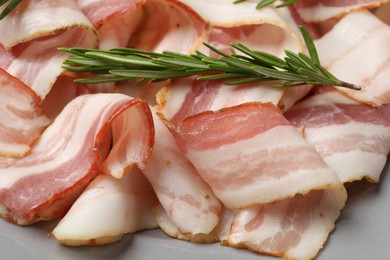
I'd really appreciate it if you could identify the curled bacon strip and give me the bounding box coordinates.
[52,168,158,246]
[0,68,50,158]
[0,93,154,225]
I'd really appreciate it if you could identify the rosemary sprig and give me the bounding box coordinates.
[60,27,360,90]
[233,0,297,9]
[0,0,21,20]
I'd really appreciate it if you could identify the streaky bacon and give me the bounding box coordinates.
[293,0,390,22]
[140,109,221,236]
[52,168,158,246]
[77,0,146,28]
[2,27,97,100]
[171,102,343,209]
[0,0,95,49]
[285,88,390,183]
[0,93,154,225]
[156,18,311,126]
[314,10,390,106]
[0,68,50,158]
[229,188,347,260]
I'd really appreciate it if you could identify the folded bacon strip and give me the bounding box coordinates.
[294,0,390,23]
[0,93,153,225]
[172,102,343,209]
[141,110,221,236]
[285,88,390,183]
[0,68,50,158]
[52,168,158,246]
[314,10,390,105]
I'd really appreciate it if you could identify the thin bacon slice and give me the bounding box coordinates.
[0,93,153,225]
[0,0,95,49]
[52,168,158,246]
[314,10,390,105]
[0,68,50,158]
[229,188,347,260]
[285,88,390,183]
[172,102,343,209]
[293,0,390,23]
[127,0,207,53]
[2,27,97,100]
[141,109,221,236]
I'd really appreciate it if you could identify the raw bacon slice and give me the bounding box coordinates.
[52,168,158,246]
[2,27,97,100]
[293,0,389,23]
[172,102,343,209]
[284,88,390,183]
[154,203,236,244]
[229,188,347,260]
[141,109,221,236]
[0,0,95,49]
[77,0,146,28]
[0,68,50,158]
[314,10,390,105]
[0,93,153,225]
[156,20,310,126]
[127,0,207,53]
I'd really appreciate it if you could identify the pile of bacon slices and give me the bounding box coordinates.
[1,0,390,259]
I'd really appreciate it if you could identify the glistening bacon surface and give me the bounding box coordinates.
[173,102,342,209]
[141,110,221,236]
[314,10,390,105]
[285,88,390,183]
[0,93,153,225]
[229,188,347,260]
[0,69,50,158]
[293,0,390,22]
[52,168,158,246]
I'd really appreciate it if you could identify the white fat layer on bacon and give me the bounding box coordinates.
[186,125,342,209]
[52,168,158,246]
[0,94,127,188]
[315,10,390,105]
[155,202,237,244]
[100,103,152,178]
[0,71,50,157]
[0,0,95,49]
[296,1,389,23]
[141,111,221,235]
[229,188,346,260]
[98,7,144,50]
[286,90,390,183]
[6,27,97,100]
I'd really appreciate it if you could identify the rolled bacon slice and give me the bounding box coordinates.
[0,68,50,158]
[141,109,222,236]
[229,188,347,260]
[314,10,390,106]
[172,102,343,209]
[293,0,390,23]
[284,88,390,183]
[52,168,158,246]
[0,93,153,225]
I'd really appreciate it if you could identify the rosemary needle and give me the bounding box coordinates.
[233,0,297,9]
[0,0,21,20]
[60,26,360,91]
